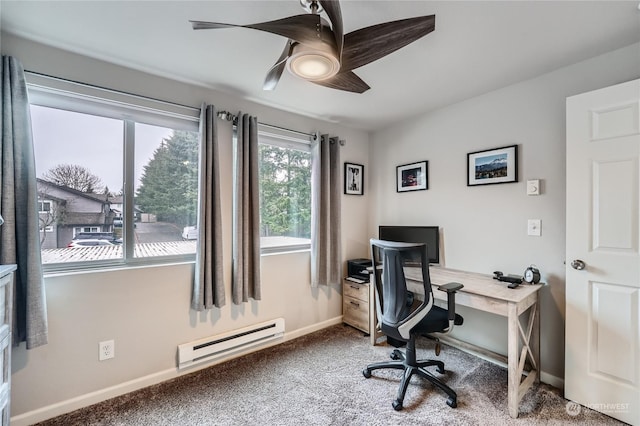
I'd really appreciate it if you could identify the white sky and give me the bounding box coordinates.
[31,105,172,192]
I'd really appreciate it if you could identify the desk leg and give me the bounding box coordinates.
[532,300,540,385]
[507,299,540,418]
[369,282,379,346]
[507,303,519,418]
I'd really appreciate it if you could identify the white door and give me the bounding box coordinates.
[566,78,640,425]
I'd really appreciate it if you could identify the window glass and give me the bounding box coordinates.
[134,124,199,257]
[31,103,199,268]
[258,138,311,252]
[38,200,51,213]
[32,105,124,260]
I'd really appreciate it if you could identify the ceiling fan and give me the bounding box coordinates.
[190,0,435,93]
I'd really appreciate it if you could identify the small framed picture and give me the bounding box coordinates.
[467,145,518,186]
[397,161,428,192]
[344,162,364,195]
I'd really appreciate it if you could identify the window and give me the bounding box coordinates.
[258,130,312,253]
[28,75,200,270]
[38,200,52,213]
[73,227,100,237]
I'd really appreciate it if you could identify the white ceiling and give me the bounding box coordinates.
[2,1,639,131]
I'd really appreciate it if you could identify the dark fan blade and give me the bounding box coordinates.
[191,15,334,48]
[264,40,295,91]
[191,21,238,30]
[310,71,370,93]
[340,15,435,72]
[319,0,343,60]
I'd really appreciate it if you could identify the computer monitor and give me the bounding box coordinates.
[378,225,440,265]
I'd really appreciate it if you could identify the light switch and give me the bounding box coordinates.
[527,179,540,195]
[528,219,541,236]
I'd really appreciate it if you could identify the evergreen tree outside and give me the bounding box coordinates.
[136,130,199,227]
[136,132,311,240]
[259,143,311,239]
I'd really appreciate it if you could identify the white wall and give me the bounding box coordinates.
[369,42,640,382]
[2,33,372,423]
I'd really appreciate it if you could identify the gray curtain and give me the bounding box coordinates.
[192,104,225,310]
[0,56,48,348]
[232,113,261,304]
[310,134,342,286]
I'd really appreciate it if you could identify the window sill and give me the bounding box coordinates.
[43,257,195,278]
[261,247,311,257]
[260,236,310,255]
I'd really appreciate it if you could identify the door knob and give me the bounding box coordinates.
[571,259,586,270]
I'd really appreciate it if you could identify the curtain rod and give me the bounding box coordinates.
[217,110,314,140]
[25,70,315,140]
[260,122,316,140]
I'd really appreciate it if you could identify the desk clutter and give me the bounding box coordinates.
[493,271,523,288]
[493,265,541,289]
[347,258,371,282]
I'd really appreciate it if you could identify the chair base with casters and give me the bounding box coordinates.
[362,311,460,411]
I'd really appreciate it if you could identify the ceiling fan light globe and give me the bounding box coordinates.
[289,54,339,80]
[286,43,340,81]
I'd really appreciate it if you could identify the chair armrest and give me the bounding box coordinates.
[438,282,464,321]
[438,282,463,293]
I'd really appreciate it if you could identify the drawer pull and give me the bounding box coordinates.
[349,285,361,290]
[349,301,360,307]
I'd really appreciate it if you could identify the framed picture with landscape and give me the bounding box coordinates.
[467,145,518,186]
[397,160,428,192]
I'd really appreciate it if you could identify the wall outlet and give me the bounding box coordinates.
[99,340,115,361]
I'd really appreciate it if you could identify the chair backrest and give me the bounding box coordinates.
[370,239,435,341]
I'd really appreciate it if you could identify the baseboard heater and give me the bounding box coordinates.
[177,318,285,370]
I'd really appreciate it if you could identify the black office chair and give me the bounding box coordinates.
[363,239,464,410]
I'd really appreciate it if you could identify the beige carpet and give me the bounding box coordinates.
[36,325,624,425]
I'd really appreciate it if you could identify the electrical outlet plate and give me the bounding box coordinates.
[99,340,115,361]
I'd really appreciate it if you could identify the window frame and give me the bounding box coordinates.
[27,74,200,273]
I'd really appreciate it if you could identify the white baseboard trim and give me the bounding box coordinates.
[282,316,344,341]
[10,368,178,426]
[11,316,344,426]
[540,372,564,390]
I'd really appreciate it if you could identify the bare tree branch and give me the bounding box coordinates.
[42,164,104,193]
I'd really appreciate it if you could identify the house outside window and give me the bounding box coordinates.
[258,130,312,253]
[28,75,200,270]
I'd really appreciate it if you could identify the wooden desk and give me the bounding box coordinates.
[375,266,542,419]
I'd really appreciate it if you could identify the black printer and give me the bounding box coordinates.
[347,258,371,282]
